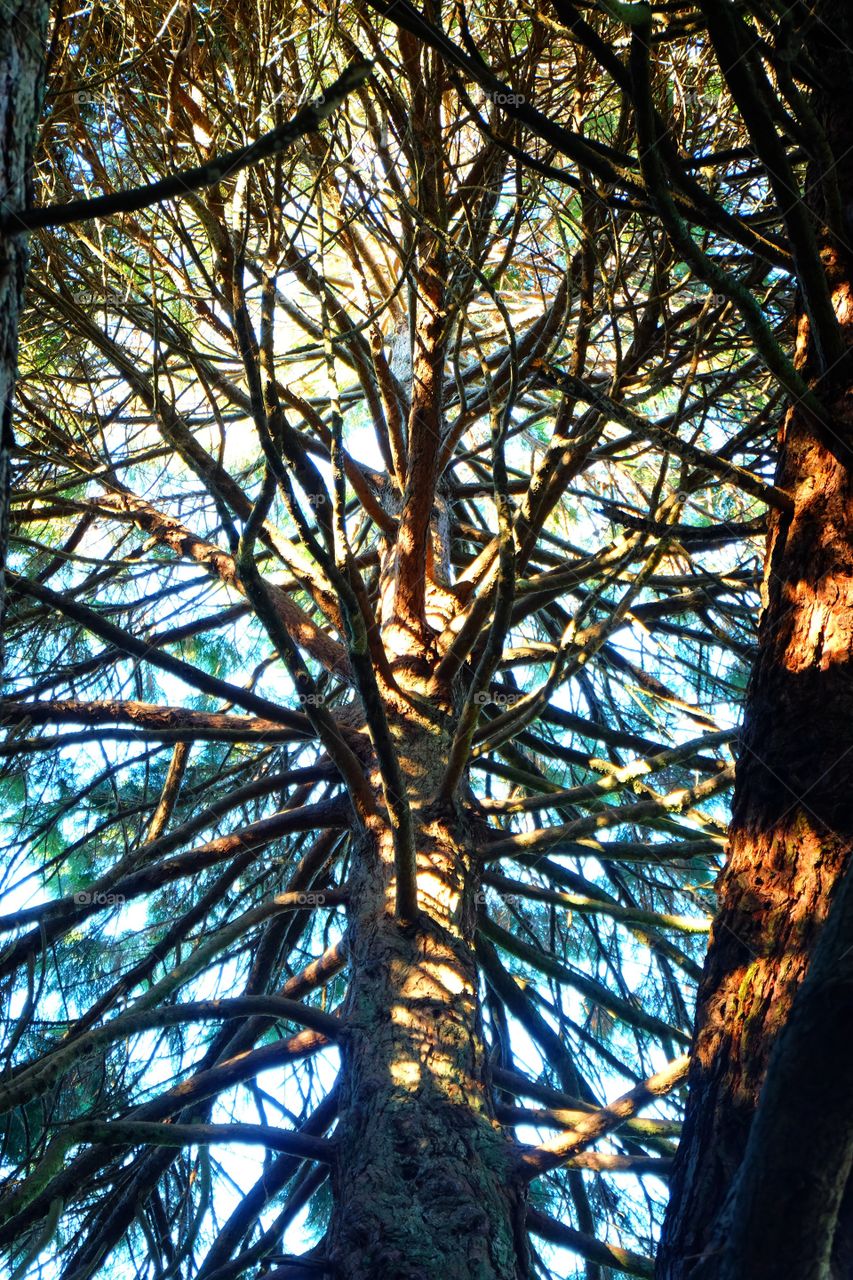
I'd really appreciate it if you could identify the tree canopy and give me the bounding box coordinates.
[1,2,847,1277]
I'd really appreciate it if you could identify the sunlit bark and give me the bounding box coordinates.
[659,4,853,1273]
[329,744,528,1279]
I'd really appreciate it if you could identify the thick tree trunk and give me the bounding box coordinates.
[0,1,48,672]
[327,720,528,1279]
[698,836,853,1280]
[658,390,853,1277]
[658,8,853,1275]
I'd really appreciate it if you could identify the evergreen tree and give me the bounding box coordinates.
[2,3,850,1277]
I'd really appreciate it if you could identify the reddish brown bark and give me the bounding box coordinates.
[659,390,853,1276]
[659,8,853,1271]
[387,32,449,653]
[0,697,309,740]
[698,839,853,1280]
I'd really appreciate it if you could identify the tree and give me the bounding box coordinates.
[1,2,848,1278]
[360,2,853,1273]
[0,0,49,668]
[654,5,853,1274]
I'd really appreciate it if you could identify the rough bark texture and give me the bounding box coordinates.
[0,1,48,673]
[658,392,853,1277]
[701,847,853,1280]
[327,720,528,1280]
[658,7,853,1275]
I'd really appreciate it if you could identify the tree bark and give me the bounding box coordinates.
[327,721,529,1279]
[0,1,48,673]
[658,7,853,1275]
[698,841,853,1280]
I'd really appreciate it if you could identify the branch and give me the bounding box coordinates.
[517,1056,689,1179]
[0,805,350,981]
[531,362,794,514]
[0,798,350,933]
[493,1066,680,1142]
[0,1031,329,1235]
[481,767,735,861]
[1,63,373,234]
[92,488,350,677]
[697,0,843,373]
[0,997,342,1119]
[0,698,318,742]
[7,573,315,732]
[527,1208,654,1277]
[480,916,690,1046]
[478,728,735,816]
[66,1120,333,1162]
[194,1093,338,1279]
[626,24,830,425]
[483,871,711,936]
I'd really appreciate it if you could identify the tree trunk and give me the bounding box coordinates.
[327,720,528,1279]
[658,7,853,1274]
[658,388,853,1277]
[0,1,48,672]
[698,831,853,1280]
